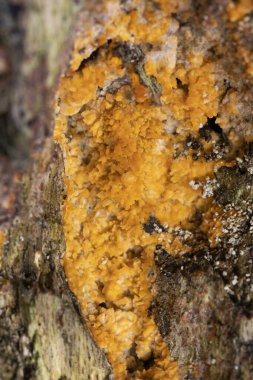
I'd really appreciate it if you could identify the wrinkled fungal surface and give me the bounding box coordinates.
[54,0,253,379]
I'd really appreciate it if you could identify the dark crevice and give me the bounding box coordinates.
[199,117,229,153]
[200,117,222,138]
[127,343,156,375]
[206,117,223,134]
[77,40,112,72]
[176,77,189,95]
[143,352,155,370]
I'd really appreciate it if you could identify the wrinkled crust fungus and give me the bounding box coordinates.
[54,0,253,378]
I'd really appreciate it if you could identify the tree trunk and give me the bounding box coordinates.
[0,1,253,380]
[0,1,112,379]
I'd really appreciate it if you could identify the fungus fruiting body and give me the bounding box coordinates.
[54,0,253,378]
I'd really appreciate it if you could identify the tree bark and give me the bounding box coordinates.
[1,1,253,380]
[0,1,111,379]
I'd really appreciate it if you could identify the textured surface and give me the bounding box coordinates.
[1,143,112,380]
[152,1,253,379]
[28,293,111,380]
[54,0,253,379]
[0,1,112,379]
[1,0,253,379]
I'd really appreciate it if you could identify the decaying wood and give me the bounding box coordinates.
[0,1,253,379]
